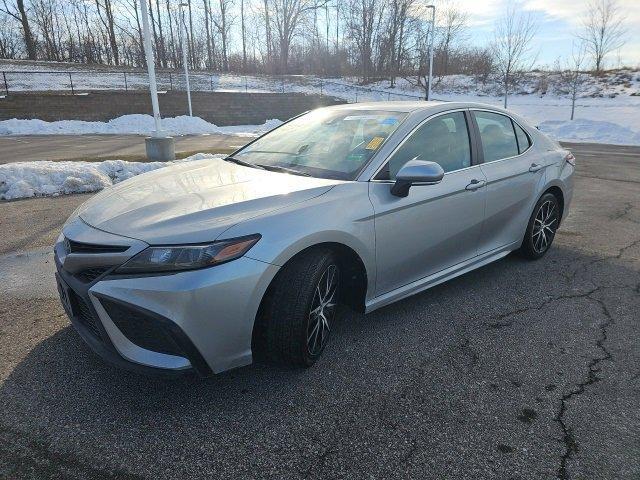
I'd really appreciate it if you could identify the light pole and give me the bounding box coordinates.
[139,0,174,160]
[179,2,193,117]
[425,4,435,101]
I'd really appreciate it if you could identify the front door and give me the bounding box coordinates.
[369,111,487,297]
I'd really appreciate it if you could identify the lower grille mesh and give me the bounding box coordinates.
[100,298,184,357]
[70,291,102,340]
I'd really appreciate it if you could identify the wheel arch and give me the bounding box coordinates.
[250,241,369,360]
[541,183,565,223]
[260,240,369,314]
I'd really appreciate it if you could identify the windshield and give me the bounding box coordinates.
[232,109,407,180]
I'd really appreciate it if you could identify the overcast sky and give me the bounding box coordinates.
[457,0,640,68]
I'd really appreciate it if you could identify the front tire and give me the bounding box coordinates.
[256,249,341,367]
[520,192,560,259]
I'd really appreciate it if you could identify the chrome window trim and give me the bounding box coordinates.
[368,108,472,181]
[470,108,535,165]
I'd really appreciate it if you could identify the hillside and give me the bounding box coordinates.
[1,60,639,145]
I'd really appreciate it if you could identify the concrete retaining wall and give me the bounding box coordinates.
[0,91,345,125]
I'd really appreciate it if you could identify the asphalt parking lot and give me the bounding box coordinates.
[1,143,639,479]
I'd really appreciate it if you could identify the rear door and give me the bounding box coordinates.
[369,110,487,296]
[471,110,545,254]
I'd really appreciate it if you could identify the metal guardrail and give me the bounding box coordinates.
[0,69,427,103]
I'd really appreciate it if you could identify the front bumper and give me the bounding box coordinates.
[55,220,279,376]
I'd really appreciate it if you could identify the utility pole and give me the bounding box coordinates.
[179,3,193,116]
[425,4,435,101]
[140,0,174,160]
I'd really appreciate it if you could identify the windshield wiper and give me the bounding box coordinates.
[223,156,265,170]
[255,164,311,177]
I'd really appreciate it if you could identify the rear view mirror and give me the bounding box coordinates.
[391,159,445,197]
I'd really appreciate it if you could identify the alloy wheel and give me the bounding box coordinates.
[307,264,339,356]
[532,200,558,254]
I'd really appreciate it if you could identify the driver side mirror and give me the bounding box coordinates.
[390,159,445,197]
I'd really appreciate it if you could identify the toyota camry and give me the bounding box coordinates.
[54,102,575,376]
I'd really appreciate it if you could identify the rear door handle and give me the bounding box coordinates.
[465,179,486,191]
[529,163,544,172]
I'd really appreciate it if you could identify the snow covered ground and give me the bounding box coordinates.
[0,153,224,200]
[313,75,640,145]
[1,59,639,144]
[0,115,282,136]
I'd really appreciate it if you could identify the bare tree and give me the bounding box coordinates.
[165,0,177,66]
[95,0,119,64]
[492,3,537,108]
[555,42,588,120]
[240,0,246,71]
[187,0,195,67]
[0,12,21,58]
[1,0,37,59]
[343,0,385,81]
[213,0,233,71]
[263,0,272,66]
[203,0,214,68]
[271,0,326,73]
[385,0,412,87]
[435,1,467,78]
[579,0,626,73]
[154,0,167,67]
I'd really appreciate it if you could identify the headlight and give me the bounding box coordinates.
[115,234,261,274]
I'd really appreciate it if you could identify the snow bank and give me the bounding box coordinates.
[0,153,224,200]
[538,119,640,146]
[0,115,282,137]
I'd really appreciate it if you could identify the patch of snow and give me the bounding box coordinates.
[538,119,640,146]
[0,153,225,200]
[0,115,282,137]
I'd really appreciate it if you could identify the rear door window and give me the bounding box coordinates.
[474,111,519,162]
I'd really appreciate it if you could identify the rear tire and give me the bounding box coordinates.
[255,249,341,367]
[520,192,560,260]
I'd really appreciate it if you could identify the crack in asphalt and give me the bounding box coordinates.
[608,202,635,222]
[574,173,640,185]
[477,233,640,479]
[484,287,600,330]
[555,292,614,480]
[0,424,144,480]
[564,237,640,285]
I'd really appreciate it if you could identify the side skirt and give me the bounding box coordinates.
[364,242,520,313]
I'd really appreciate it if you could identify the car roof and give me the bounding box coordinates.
[321,101,507,114]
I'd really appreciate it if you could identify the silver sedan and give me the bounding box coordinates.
[54,102,575,376]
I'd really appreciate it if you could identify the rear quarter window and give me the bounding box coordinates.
[514,122,532,154]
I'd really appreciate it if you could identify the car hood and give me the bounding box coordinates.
[78,158,341,244]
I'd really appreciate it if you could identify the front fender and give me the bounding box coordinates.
[219,182,377,301]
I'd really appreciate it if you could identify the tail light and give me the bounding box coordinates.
[564,152,576,166]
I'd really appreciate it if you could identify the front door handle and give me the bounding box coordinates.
[465,179,486,191]
[529,163,544,172]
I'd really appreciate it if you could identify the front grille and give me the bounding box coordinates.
[100,298,184,357]
[69,290,102,340]
[75,266,112,283]
[66,238,129,254]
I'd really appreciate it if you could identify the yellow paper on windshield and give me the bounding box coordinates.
[365,137,384,150]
